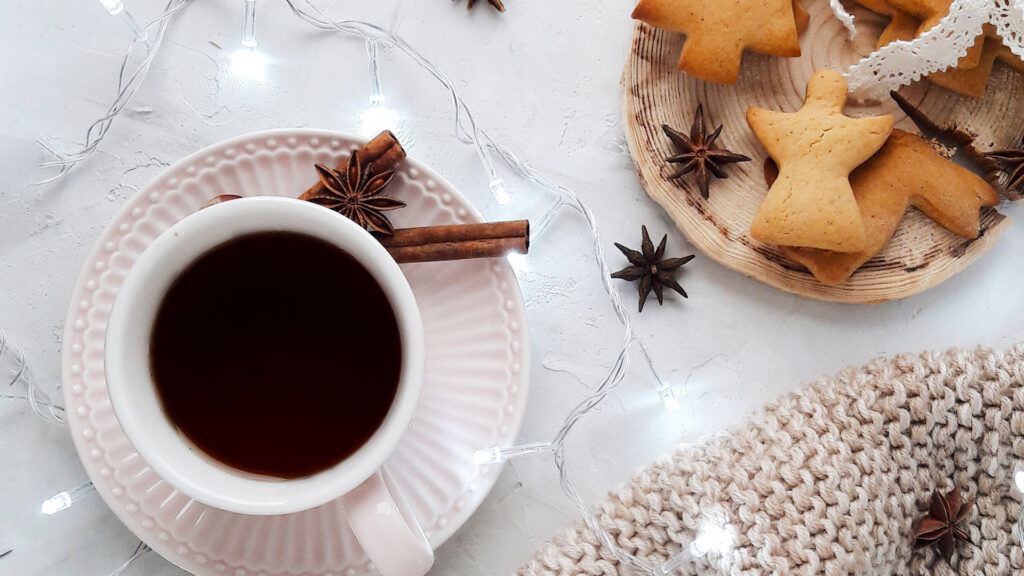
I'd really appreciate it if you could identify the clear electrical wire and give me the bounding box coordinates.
[35,0,193,185]
[0,324,64,424]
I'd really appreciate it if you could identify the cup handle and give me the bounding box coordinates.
[340,468,433,576]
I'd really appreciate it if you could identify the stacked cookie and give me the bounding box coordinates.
[747,70,1000,285]
[855,0,1024,97]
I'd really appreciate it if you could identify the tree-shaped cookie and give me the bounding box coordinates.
[778,130,1001,285]
[631,0,802,84]
[747,70,893,252]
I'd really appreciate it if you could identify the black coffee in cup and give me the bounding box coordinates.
[149,231,402,479]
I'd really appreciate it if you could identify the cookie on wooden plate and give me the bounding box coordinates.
[747,70,894,252]
[778,130,1000,286]
[854,0,1023,97]
[631,0,803,84]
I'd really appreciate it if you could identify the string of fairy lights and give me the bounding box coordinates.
[5,0,1024,574]
[20,1,715,573]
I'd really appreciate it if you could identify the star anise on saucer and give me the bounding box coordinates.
[914,487,973,563]
[458,0,505,12]
[663,104,750,199]
[310,154,406,236]
[987,140,1024,197]
[611,226,694,313]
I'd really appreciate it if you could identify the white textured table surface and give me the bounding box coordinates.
[2,1,1023,575]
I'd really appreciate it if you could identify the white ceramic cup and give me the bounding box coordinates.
[105,197,433,576]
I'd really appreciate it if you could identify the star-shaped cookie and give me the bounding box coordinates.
[631,0,802,84]
[777,130,1000,285]
[747,70,893,252]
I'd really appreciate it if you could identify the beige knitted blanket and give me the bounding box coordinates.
[518,347,1024,575]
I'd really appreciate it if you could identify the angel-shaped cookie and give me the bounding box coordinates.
[747,70,894,252]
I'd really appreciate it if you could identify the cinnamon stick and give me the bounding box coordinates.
[298,130,406,201]
[200,196,529,262]
[381,220,529,263]
[201,132,530,265]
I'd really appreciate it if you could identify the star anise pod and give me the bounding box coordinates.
[914,487,973,563]
[987,140,1024,197]
[611,226,694,313]
[458,0,505,12]
[309,154,405,236]
[663,104,750,199]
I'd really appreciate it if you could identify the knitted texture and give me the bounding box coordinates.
[518,347,1024,575]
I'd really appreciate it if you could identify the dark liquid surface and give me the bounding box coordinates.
[150,231,402,479]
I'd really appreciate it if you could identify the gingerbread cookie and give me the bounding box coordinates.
[855,0,982,67]
[793,0,811,33]
[871,14,1007,97]
[995,44,1024,73]
[927,32,1024,97]
[854,0,919,47]
[855,1,1023,97]
[930,40,1002,98]
[883,0,986,68]
[631,0,802,84]
[858,0,928,48]
[747,70,893,252]
[779,130,1000,285]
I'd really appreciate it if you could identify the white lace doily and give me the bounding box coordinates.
[834,0,1024,95]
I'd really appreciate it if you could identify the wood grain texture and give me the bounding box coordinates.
[622,0,1022,303]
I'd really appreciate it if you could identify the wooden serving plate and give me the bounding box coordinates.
[622,0,1023,303]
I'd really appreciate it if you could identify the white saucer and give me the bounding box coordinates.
[61,129,530,576]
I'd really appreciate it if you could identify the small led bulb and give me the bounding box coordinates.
[41,481,96,515]
[473,442,551,465]
[241,0,257,48]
